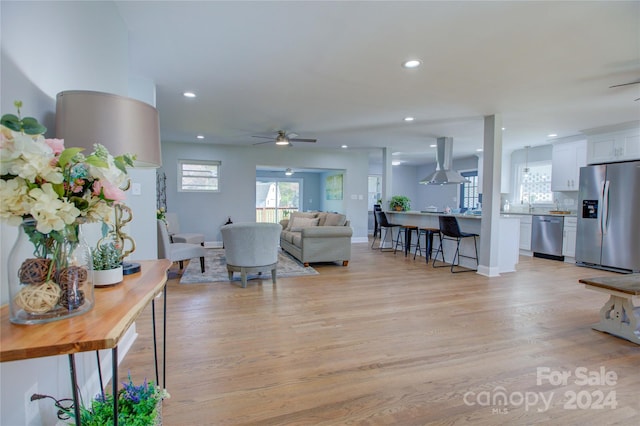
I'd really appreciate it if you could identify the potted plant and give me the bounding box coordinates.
[389,195,411,211]
[91,242,123,286]
[42,374,169,425]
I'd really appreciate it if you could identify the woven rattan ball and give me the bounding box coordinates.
[58,266,88,290]
[60,290,85,310]
[14,280,61,314]
[18,258,54,285]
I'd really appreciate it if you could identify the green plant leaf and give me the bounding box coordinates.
[85,155,108,168]
[58,147,84,168]
[21,117,47,135]
[1,114,22,131]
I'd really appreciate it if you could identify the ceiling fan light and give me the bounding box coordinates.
[276,140,289,145]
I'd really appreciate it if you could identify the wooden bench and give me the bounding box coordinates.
[579,274,640,344]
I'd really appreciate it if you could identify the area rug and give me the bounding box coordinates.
[179,249,318,284]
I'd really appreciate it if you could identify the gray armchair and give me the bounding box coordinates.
[157,219,206,273]
[220,222,282,288]
[165,212,205,245]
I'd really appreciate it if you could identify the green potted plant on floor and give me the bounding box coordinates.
[59,374,169,425]
[91,242,123,286]
[389,195,411,211]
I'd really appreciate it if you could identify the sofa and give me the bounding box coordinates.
[279,212,353,267]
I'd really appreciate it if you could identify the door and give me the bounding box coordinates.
[575,165,606,265]
[256,179,301,223]
[600,161,640,271]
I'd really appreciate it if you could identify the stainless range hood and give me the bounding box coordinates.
[419,137,468,185]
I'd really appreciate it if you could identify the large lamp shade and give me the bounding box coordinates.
[55,90,162,167]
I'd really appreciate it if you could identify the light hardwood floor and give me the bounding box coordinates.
[119,242,640,425]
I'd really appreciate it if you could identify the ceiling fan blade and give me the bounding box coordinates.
[252,135,275,139]
[252,140,275,145]
[289,138,317,143]
[609,81,640,88]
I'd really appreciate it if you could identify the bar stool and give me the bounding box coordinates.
[372,204,382,239]
[372,211,402,251]
[395,225,419,256]
[432,216,478,273]
[414,227,441,263]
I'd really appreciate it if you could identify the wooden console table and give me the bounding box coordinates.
[579,274,640,345]
[0,259,172,425]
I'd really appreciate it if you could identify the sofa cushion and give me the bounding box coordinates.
[290,216,319,231]
[286,212,318,230]
[323,213,347,227]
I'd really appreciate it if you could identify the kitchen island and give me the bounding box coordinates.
[385,211,519,274]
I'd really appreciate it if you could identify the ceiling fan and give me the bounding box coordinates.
[609,80,640,101]
[252,130,317,146]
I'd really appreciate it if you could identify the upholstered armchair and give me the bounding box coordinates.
[220,222,282,288]
[165,212,205,245]
[157,219,206,273]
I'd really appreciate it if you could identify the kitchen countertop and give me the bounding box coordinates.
[386,210,482,219]
[501,211,577,217]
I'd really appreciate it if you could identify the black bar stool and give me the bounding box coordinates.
[395,225,419,256]
[432,216,478,273]
[414,227,441,263]
[372,211,402,251]
[372,204,382,239]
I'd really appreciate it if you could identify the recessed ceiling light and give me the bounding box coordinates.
[196,135,204,139]
[476,148,483,152]
[392,160,403,166]
[501,127,506,131]
[430,144,437,148]
[341,145,348,149]
[404,116,415,122]
[547,133,557,138]
[402,59,422,69]
[183,91,196,98]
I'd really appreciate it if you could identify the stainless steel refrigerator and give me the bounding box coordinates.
[576,160,640,273]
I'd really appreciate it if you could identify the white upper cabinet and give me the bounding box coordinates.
[586,126,640,164]
[551,140,587,191]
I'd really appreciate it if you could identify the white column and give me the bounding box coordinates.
[382,147,393,208]
[477,114,503,277]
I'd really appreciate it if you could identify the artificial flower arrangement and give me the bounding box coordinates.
[1,101,135,322]
[71,375,169,426]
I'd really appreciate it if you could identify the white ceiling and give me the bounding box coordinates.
[115,1,640,167]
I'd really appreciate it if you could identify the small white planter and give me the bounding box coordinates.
[93,266,123,287]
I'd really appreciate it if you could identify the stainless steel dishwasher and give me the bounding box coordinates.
[531,215,564,261]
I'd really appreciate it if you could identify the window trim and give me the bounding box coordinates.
[178,159,221,192]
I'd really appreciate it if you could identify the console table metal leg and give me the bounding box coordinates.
[163,284,167,389]
[112,346,119,426]
[96,351,105,399]
[68,354,81,426]
[152,297,159,385]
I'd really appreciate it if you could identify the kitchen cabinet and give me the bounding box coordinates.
[519,215,532,252]
[562,217,577,259]
[587,128,640,164]
[551,140,587,191]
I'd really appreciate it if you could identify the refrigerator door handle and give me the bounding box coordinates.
[602,180,610,235]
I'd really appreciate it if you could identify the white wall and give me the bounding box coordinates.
[160,142,369,243]
[0,2,155,425]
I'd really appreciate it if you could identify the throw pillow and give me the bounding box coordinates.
[323,213,347,227]
[286,212,318,230]
[290,217,320,232]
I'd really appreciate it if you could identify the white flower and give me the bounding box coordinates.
[29,184,80,233]
[0,178,30,225]
[1,131,63,183]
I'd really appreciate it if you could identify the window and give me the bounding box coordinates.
[256,178,301,223]
[517,161,553,205]
[178,160,220,192]
[459,171,479,209]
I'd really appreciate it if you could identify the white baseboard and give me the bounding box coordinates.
[477,265,501,277]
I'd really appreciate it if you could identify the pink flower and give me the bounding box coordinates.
[44,138,65,155]
[94,180,126,202]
